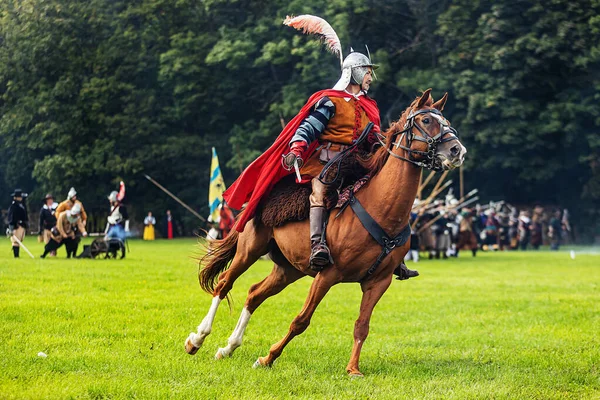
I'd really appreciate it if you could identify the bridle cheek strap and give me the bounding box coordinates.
[380,108,459,171]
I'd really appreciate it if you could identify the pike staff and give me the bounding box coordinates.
[144,174,207,222]
[417,196,480,234]
[417,171,436,200]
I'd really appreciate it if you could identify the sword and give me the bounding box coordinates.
[11,235,35,259]
[293,159,302,183]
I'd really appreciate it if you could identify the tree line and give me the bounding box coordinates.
[1,0,598,237]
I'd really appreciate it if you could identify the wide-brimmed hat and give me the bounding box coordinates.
[11,189,23,197]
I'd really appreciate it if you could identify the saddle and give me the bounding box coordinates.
[257,154,370,227]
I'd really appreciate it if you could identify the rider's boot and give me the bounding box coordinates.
[394,262,419,280]
[308,178,331,271]
[309,207,331,271]
[12,246,19,258]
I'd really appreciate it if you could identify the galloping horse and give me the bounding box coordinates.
[185,89,466,377]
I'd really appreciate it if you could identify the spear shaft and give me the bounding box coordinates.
[144,174,207,222]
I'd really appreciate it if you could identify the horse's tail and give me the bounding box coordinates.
[199,229,239,296]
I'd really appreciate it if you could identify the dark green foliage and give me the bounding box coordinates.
[0,0,598,235]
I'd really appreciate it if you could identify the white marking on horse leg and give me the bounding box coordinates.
[216,308,252,359]
[188,296,221,348]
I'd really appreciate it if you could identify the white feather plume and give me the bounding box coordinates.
[283,15,343,68]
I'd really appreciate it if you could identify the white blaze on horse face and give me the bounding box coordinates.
[189,296,221,348]
[430,112,449,127]
[215,308,252,359]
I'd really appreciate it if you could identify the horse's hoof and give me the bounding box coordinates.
[252,357,270,369]
[215,348,228,360]
[185,336,199,355]
[348,370,364,378]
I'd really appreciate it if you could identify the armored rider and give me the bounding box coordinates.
[223,16,417,279]
[283,52,377,268]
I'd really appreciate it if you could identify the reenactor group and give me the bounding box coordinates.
[5,184,572,259]
[406,194,572,263]
[6,184,129,258]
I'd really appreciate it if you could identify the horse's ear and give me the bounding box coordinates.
[432,92,448,111]
[417,88,432,109]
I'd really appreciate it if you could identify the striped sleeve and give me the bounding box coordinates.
[290,97,335,145]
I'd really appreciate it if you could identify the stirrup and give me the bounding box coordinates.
[309,242,332,272]
[394,263,420,280]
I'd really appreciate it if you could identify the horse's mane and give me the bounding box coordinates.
[360,97,422,176]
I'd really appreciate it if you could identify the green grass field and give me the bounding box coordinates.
[1,237,599,399]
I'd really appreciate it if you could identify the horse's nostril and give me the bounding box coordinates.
[450,145,460,156]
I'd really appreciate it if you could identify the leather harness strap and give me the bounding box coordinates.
[348,195,411,279]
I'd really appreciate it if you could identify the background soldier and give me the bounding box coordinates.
[517,211,531,250]
[56,187,88,226]
[56,187,87,257]
[549,209,562,251]
[7,189,29,258]
[41,203,87,258]
[106,190,129,238]
[39,194,58,255]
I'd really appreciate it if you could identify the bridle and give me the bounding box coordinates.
[377,108,459,171]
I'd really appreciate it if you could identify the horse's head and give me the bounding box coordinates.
[389,89,466,171]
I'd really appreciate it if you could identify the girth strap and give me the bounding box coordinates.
[349,195,411,279]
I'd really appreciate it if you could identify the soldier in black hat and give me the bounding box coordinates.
[6,189,29,258]
[38,194,58,255]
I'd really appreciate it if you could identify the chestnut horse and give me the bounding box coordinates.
[185,89,466,377]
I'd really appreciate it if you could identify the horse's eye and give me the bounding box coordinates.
[423,118,430,124]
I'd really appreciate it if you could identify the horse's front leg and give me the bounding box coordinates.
[254,269,339,368]
[346,274,393,377]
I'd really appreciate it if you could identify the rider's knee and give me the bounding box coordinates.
[309,178,328,207]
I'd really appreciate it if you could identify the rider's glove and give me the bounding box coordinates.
[282,141,307,170]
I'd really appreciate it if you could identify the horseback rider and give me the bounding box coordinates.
[223,15,417,278]
[282,51,379,269]
[224,51,418,278]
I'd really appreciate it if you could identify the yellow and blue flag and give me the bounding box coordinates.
[209,147,226,220]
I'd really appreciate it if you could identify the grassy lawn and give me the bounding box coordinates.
[1,237,599,399]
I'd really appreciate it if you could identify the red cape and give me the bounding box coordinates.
[224,89,381,232]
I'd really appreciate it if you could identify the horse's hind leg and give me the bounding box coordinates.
[185,221,271,355]
[215,262,305,359]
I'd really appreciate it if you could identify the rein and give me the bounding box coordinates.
[318,122,374,185]
[377,108,459,171]
[347,108,458,280]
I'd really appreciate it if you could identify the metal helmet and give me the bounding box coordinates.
[333,50,378,91]
[68,187,77,200]
[71,203,82,216]
[108,191,118,203]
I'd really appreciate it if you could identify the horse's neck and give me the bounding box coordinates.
[362,154,421,232]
